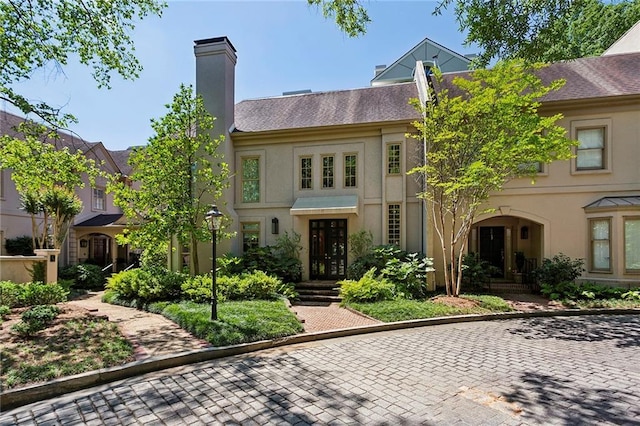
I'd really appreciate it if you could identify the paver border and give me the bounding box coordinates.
[2,307,639,412]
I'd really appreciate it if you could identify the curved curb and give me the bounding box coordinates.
[2,307,639,412]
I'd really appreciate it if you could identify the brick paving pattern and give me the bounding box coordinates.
[291,303,381,333]
[2,314,639,425]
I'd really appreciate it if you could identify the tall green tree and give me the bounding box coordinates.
[310,0,640,64]
[408,61,575,296]
[0,124,99,249]
[438,0,640,66]
[1,0,165,127]
[109,84,230,275]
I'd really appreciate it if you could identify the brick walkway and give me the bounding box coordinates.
[290,302,381,333]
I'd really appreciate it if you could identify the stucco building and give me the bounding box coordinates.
[194,36,640,288]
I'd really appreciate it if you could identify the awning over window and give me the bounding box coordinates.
[584,196,640,212]
[290,195,359,216]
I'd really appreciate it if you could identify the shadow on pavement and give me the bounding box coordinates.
[504,371,640,425]
[508,315,640,348]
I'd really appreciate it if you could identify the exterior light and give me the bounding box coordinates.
[205,204,224,320]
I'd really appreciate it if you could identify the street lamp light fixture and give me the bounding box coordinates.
[205,204,224,320]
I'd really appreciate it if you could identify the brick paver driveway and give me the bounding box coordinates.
[2,314,639,425]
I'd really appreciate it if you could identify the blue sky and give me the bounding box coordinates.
[8,1,476,151]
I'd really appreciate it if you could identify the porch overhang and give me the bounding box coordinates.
[290,195,359,216]
[583,196,640,212]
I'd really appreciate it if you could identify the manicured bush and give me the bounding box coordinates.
[12,304,60,337]
[338,268,395,303]
[223,270,283,301]
[4,235,34,256]
[59,264,106,289]
[533,253,584,286]
[0,281,68,308]
[106,267,186,302]
[181,273,222,303]
[347,245,404,280]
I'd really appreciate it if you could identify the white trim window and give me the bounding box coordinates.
[242,157,260,203]
[576,127,605,170]
[590,218,611,272]
[387,144,401,175]
[322,155,334,189]
[300,156,312,190]
[344,154,357,188]
[242,222,260,252]
[93,188,106,211]
[625,217,640,273]
[388,204,401,246]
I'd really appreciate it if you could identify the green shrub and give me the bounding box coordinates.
[223,271,283,301]
[461,252,500,291]
[382,253,434,299]
[218,254,244,276]
[347,245,407,281]
[26,261,46,283]
[182,274,218,304]
[338,268,395,303]
[59,264,106,289]
[0,305,11,319]
[12,305,60,337]
[106,267,185,302]
[0,281,68,308]
[0,281,20,307]
[348,230,374,259]
[4,235,34,255]
[541,280,629,301]
[240,246,302,284]
[533,253,584,286]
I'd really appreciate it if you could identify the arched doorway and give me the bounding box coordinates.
[470,216,543,283]
[77,233,128,271]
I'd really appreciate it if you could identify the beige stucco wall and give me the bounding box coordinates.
[231,124,422,280]
[0,255,46,283]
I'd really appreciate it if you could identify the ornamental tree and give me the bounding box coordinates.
[1,0,165,127]
[408,60,575,296]
[109,84,230,275]
[309,0,640,65]
[0,124,100,249]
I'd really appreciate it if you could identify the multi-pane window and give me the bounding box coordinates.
[388,204,401,246]
[242,157,260,203]
[242,223,260,252]
[590,218,611,272]
[388,144,401,174]
[577,127,605,170]
[301,157,312,189]
[93,188,106,210]
[322,155,334,188]
[625,218,640,273]
[344,154,356,188]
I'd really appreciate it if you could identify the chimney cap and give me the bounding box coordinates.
[194,36,237,52]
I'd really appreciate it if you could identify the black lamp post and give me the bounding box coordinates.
[205,204,223,321]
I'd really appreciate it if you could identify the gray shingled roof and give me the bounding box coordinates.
[538,52,640,102]
[234,52,640,134]
[234,82,420,133]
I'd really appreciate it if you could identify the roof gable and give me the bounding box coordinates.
[603,20,640,56]
[371,37,471,86]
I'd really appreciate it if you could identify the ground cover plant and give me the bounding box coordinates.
[104,266,303,346]
[0,302,134,390]
[346,294,514,322]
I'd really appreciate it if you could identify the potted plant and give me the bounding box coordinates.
[513,251,526,283]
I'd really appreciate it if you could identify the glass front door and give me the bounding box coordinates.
[479,226,505,278]
[309,219,347,280]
